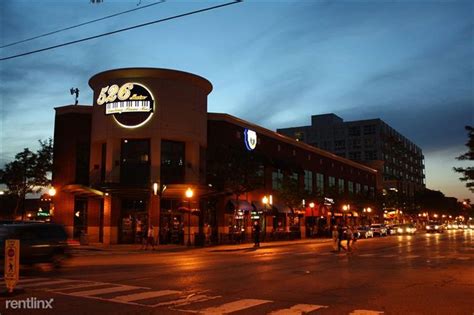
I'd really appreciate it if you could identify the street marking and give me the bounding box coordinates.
[269,303,328,315]
[21,279,77,287]
[349,310,384,314]
[69,285,139,296]
[456,257,470,260]
[358,254,375,257]
[200,298,272,314]
[113,290,180,302]
[18,277,50,284]
[48,282,108,291]
[153,293,221,308]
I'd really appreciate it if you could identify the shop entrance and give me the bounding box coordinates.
[160,199,184,245]
[119,198,147,244]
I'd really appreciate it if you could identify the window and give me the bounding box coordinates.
[338,179,345,194]
[348,126,361,136]
[351,139,361,149]
[355,183,361,194]
[304,170,313,193]
[364,138,376,148]
[161,140,185,184]
[363,124,376,135]
[272,169,283,189]
[364,150,377,160]
[290,172,298,182]
[316,173,324,193]
[121,139,150,186]
[348,152,362,160]
[334,140,345,150]
[348,181,354,194]
[363,185,369,195]
[329,176,336,188]
[369,187,375,198]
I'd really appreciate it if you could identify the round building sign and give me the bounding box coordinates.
[96,82,155,128]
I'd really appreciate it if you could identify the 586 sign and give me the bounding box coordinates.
[96,83,134,105]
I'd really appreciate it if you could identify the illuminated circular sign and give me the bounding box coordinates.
[244,129,257,151]
[96,82,155,128]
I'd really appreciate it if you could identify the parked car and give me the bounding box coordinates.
[0,223,69,267]
[370,224,388,236]
[357,226,374,238]
[396,224,417,234]
[425,221,444,233]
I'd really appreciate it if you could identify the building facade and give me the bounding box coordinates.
[277,114,425,197]
[52,69,377,245]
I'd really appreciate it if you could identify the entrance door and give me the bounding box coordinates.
[120,198,147,244]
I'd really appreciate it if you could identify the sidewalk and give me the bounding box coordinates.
[71,237,333,255]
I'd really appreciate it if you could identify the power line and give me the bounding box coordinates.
[0,1,242,61]
[0,1,166,49]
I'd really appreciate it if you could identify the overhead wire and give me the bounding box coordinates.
[0,0,242,61]
[0,0,166,49]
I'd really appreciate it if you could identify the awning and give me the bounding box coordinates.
[61,184,104,198]
[273,203,292,214]
[227,200,255,212]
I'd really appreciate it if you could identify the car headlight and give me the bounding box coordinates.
[426,226,431,229]
[397,228,403,233]
[434,225,439,229]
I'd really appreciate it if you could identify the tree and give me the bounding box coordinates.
[0,138,53,218]
[453,125,474,193]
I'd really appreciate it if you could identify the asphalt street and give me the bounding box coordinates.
[0,230,473,315]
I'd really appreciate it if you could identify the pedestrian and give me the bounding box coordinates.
[351,226,359,251]
[337,224,346,252]
[332,225,339,251]
[140,222,147,250]
[346,225,353,252]
[145,224,155,250]
[253,221,261,247]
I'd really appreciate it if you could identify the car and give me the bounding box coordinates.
[370,224,388,236]
[386,225,398,235]
[356,226,374,238]
[396,224,417,234]
[0,223,69,267]
[425,221,444,233]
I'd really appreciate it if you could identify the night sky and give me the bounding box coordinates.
[1,0,472,200]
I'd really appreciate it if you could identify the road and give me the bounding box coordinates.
[0,230,473,315]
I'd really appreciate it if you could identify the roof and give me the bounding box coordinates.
[208,113,377,174]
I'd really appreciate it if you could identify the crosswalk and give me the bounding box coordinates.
[1,277,386,314]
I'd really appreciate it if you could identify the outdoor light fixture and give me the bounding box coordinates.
[185,188,194,246]
[48,187,56,197]
[153,182,158,195]
[309,202,315,237]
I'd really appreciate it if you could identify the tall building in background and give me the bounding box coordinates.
[277,114,425,197]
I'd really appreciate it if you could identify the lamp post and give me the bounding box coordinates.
[185,187,193,246]
[48,187,56,218]
[342,204,350,225]
[309,202,315,237]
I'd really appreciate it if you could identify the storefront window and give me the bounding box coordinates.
[161,140,185,184]
[121,139,150,186]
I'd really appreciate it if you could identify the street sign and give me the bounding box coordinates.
[4,239,20,293]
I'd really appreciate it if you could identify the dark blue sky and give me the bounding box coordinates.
[1,0,472,199]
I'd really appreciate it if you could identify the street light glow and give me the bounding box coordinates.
[309,202,315,208]
[48,187,56,196]
[185,187,193,198]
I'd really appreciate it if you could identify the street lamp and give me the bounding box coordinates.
[309,202,315,237]
[342,204,350,225]
[185,187,193,246]
[48,187,56,217]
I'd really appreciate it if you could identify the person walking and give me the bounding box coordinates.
[346,225,354,253]
[145,224,155,250]
[332,225,339,251]
[337,224,346,252]
[253,221,261,247]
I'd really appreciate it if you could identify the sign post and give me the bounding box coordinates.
[4,239,20,293]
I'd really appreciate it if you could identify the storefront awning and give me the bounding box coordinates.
[227,200,255,212]
[273,203,292,214]
[61,184,104,198]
